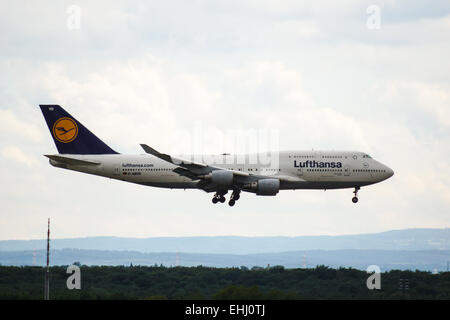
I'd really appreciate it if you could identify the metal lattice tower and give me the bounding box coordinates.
[44,218,50,300]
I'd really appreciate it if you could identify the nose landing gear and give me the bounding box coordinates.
[352,187,360,203]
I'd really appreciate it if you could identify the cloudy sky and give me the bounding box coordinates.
[1,0,449,240]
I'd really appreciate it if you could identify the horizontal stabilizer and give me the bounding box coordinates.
[44,155,100,166]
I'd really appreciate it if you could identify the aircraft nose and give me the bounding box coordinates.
[386,166,394,178]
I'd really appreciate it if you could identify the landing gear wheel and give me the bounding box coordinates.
[352,187,360,204]
[212,191,227,204]
[229,199,235,206]
[230,189,241,204]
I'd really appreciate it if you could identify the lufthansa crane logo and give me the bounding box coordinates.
[53,117,78,143]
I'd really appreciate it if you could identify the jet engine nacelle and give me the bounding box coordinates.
[252,178,280,196]
[211,170,234,187]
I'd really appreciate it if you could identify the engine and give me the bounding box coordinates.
[251,178,280,196]
[210,170,234,187]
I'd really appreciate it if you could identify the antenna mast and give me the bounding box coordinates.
[44,218,50,300]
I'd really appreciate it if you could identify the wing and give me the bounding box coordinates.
[140,144,252,191]
[140,144,304,192]
[140,144,211,175]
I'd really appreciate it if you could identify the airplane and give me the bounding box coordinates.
[39,105,394,206]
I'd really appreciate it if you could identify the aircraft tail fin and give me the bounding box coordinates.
[39,105,119,155]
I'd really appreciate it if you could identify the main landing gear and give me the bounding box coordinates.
[212,190,241,206]
[212,191,226,204]
[352,187,360,203]
[228,190,241,207]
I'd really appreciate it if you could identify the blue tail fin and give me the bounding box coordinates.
[39,105,119,154]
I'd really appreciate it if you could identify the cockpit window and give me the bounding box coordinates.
[363,154,372,159]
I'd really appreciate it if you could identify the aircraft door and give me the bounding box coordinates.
[344,166,350,176]
[112,163,120,176]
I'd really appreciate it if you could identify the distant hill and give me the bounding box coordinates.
[1,248,449,272]
[0,228,449,254]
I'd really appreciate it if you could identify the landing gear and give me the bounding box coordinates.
[212,190,241,206]
[212,191,227,204]
[228,189,241,206]
[352,187,360,203]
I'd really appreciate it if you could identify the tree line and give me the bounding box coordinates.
[0,265,449,299]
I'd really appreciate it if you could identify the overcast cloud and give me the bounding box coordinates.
[0,0,449,240]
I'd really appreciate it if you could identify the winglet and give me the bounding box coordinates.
[140,144,173,163]
[140,144,160,156]
[140,144,208,169]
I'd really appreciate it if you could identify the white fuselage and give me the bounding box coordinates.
[49,150,394,191]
